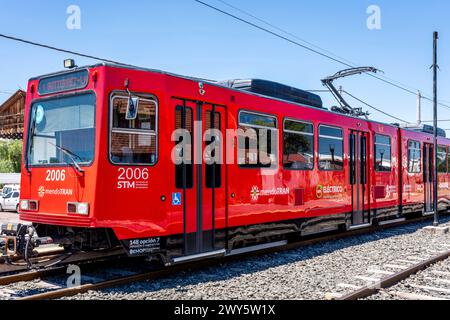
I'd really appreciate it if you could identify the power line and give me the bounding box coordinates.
[6,7,421,119]
[214,0,429,98]
[211,0,444,104]
[193,0,354,68]
[0,33,138,68]
[2,4,448,120]
[311,88,450,124]
[0,32,425,125]
[309,88,411,123]
[422,119,450,123]
[214,0,357,67]
[342,90,410,123]
[2,30,406,122]
[195,0,450,110]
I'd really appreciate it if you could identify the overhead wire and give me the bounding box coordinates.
[0,91,15,95]
[308,87,411,123]
[0,33,139,68]
[195,0,450,110]
[1,2,448,122]
[342,90,410,123]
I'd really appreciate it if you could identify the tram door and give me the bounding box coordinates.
[423,143,434,213]
[173,98,226,257]
[349,131,370,226]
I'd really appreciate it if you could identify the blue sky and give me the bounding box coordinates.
[1,0,450,127]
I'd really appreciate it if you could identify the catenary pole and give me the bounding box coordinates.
[433,31,439,227]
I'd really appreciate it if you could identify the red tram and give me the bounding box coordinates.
[3,63,450,264]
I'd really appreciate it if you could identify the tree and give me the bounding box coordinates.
[0,140,23,173]
[8,141,23,172]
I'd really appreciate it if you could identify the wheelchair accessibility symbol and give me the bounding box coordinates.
[172,192,182,206]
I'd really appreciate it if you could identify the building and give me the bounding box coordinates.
[0,90,25,140]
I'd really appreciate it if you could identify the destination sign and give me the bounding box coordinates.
[38,70,89,95]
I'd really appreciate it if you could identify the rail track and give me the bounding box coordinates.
[0,247,126,277]
[331,247,450,300]
[0,213,448,300]
[382,260,450,300]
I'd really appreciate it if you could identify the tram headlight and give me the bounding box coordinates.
[64,59,76,69]
[67,202,89,216]
[77,203,89,215]
[20,200,39,211]
[20,200,29,211]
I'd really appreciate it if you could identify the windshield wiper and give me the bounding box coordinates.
[25,109,38,173]
[48,143,85,174]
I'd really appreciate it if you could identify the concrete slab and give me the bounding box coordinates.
[324,292,343,300]
[394,291,449,301]
[422,225,450,235]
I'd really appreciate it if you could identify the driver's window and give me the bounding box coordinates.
[4,193,12,199]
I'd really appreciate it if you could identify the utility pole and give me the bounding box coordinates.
[417,91,422,125]
[432,31,439,227]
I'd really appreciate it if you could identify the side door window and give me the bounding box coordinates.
[175,105,194,189]
[437,146,447,173]
[407,140,421,173]
[374,134,392,172]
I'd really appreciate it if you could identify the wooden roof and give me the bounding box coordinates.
[0,90,25,140]
[0,90,25,116]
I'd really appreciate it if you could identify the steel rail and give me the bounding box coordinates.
[0,248,126,282]
[13,214,446,300]
[19,260,214,301]
[0,266,66,286]
[337,249,450,300]
[0,248,64,265]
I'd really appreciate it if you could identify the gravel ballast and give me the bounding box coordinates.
[57,217,450,300]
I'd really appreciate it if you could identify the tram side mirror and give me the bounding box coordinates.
[126,96,139,120]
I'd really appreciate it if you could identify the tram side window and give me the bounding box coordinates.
[175,106,194,189]
[318,125,343,171]
[283,120,314,170]
[110,95,158,165]
[437,146,447,173]
[374,134,391,172]
[238,112,278,168]
[407,140,421,173]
